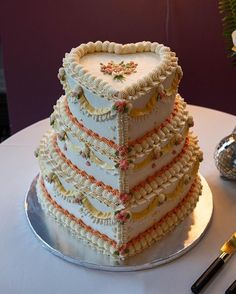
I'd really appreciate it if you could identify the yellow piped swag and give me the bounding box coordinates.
[48,160,199,222]
[79,91,160,119]
[82,198,113,220]
[132,161,199,221]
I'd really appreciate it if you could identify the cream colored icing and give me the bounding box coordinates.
[62,41,182,101]
[37,125,200,207]
[36,174,202,259]
[35,40,203,260]
[79,52,160,92]
[51,94,188,162]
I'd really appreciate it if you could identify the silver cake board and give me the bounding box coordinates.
[25,174,213,272]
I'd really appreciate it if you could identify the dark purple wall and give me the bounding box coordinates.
[0,0,235,134]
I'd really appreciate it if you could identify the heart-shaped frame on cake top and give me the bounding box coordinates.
[62,41,182,100]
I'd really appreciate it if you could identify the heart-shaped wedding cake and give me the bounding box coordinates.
[35,41,203,259]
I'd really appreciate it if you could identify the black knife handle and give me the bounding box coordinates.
[191,257,225,293]
[225,280,236,294]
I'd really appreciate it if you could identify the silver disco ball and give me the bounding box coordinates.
[214,128,236,180]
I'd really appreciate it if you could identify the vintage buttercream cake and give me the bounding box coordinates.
[35,41,203,259]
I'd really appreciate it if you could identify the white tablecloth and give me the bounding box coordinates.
[0,105,236,294]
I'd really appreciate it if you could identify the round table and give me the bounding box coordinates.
[0,105,235,294]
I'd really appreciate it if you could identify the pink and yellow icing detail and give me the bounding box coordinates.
[65,99,119,150]
[114,210,131,224]
[118,159,129,170]
[119,193,129,203]
[131,137,190,194]
[112,100,130,113]
[129,91,160,117]
[129,101,179,147]
[36,41,201,261]
[52,135,120,197]
[38,175,201,258]
[64,96,184,155]
[39,177,117,247]
[52,133,194,201]
[125,178,200,249]
[116,145,128,157]
[100,60,138,81]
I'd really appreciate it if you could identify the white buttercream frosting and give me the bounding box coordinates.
[62,41,181,100]
[36,174,202,259]
[35,40,203,260]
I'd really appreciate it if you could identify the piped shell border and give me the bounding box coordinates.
[36,175,202,259]
[62,41,182,100]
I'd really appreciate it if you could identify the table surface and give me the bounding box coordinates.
[0,105,236,294]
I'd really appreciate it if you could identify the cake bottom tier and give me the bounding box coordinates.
[36,175,202,260]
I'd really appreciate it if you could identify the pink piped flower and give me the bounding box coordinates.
[114,210,131,224]
[113,100,128,113]
[119,159,129,170]
[105,68,113,74]
[100,60,138,81]
[118,145,128,156]
[85,161,91,166]
[119,193,129,203]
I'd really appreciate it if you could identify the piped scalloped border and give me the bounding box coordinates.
[37,128,201,208]
[38,131,121,208]
[62,41,182,100]
[36,174,202,259]
[52,94,189,161]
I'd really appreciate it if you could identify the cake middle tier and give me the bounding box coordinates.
[49,94,194,193]
[37,125,202,208]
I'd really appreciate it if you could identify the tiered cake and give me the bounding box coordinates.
[35,41,203,259]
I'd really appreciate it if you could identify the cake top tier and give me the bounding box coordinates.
[62,41,181,101]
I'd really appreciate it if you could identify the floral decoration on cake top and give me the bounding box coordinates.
[100,60,138,81]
